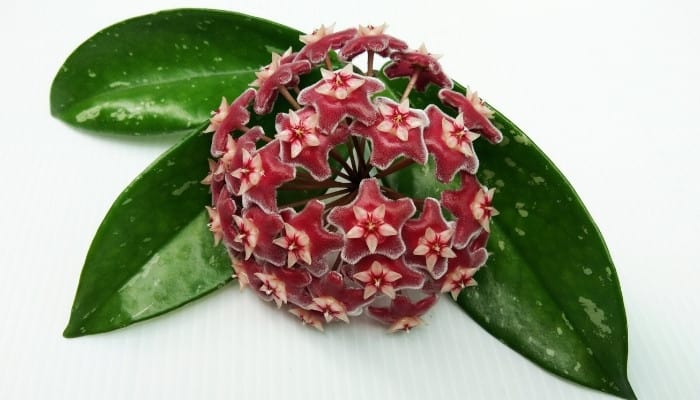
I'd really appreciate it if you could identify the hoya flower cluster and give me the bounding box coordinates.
[203,24,503,332]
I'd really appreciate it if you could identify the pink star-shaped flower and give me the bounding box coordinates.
[401,197,456,279]
[250,49,312,115]
[383,44,452,92]
[471,187,499,232]
[424,105,480,183]
[348,255,425,300]
[230,139,295,213]
[231,205,286,266]
[327,179,415,264]
[367,294,438,333]
[202,158,226,204]
[438,88,503,144]
[429,243,489,300]
[307,271,372,323]
[209,135,239,179]
[441,172,498,248]
[204,96,230,134]
[298,64,384,133]
[338,24,408,61]
[230,148,263,196]
[441,265,479,301]
[276,200,344,276]
[350,97,428,169]
[209,137,240,204]
[205,205,223,246]
[289,308,325,331]
[273,223,311,268]
[213,189,237,247]
[206,89,256,157]
[468,228,491,254]
[255,266,313,308]
[254,272,288,307]
[295,24,357,65]
[231,257,265,291]
[225,126,264,195]
[275,107,321,158]
[275,107,350,180]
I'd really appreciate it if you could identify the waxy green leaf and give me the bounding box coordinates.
[380,76,634,399]
[50,9,299,135]
[63,127,233,337]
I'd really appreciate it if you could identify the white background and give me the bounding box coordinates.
[1,0,699,399]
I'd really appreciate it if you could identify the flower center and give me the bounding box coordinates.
[232,150,264,195]
[310,296,349,323]
[365,217,379,232]
[344,204,400,253]
[293,126,307,138]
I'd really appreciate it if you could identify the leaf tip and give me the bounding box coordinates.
[616,376,637,400]
[62,323,83,339]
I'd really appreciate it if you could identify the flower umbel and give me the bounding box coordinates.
[203,24,503,332]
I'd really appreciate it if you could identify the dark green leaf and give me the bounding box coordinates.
[50,9,299,135]
[64,126,233,337]
[379,74,634,399]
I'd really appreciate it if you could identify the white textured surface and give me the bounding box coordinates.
[1,0,699,399]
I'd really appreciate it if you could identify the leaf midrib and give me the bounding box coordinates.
[56,68,258,111]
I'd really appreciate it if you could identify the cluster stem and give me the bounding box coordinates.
[401,69,421,102]
[375,158,416,179]
[366,51,375,77]
[278,85,301,109]
[282,188,352,208]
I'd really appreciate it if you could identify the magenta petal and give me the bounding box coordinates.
[438,89,503,144]
[234,258,266,291]
[424,105,479,183]
[241,140,296,213]
[327,179,415,263]
[241,205,286,266]
[205,158,226,205]
[295,28,357,64]
[441,172,485,248]
[254,58,311,115]
[276,107,350,180]
[367,294,438,329]
[308,271,372,316]
[350,97,428,169]
[211,89,256,157]
[269,266,313,307]
[383,47,452,92]
[348,255,425,298]
[279,200,344,277]
[401,198,454,279]
[339,34,408,60]
[297,68,384,133]
[224,126,264,196]
[422,242,488,297]
[215,189,237,248]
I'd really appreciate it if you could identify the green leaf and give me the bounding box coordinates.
[50,9,299,135]
[379,75,634,398]
[64,126,233,337]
